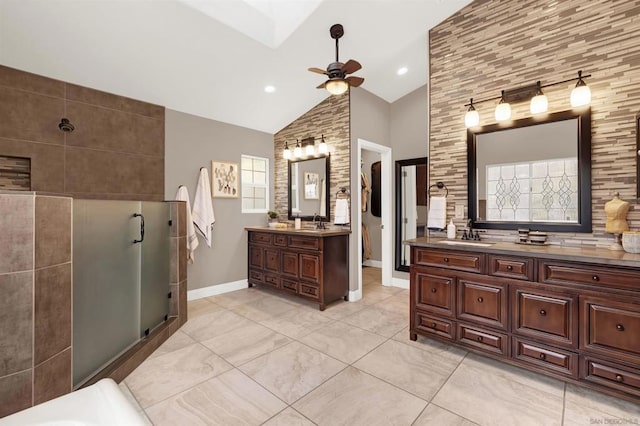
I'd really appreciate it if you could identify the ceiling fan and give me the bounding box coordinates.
[308,23,364,95]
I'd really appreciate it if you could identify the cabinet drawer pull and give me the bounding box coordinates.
[443,257,449,263]
[431,288,437,293]
[477,297,484,303]
[506,265,513,271]
[592,275,599,281]
[616,324,625,331]
[539,353,546,360]
[539,309,547,316]
[615,374,624,383]
[430,322,437,328]
[476,336,483,342]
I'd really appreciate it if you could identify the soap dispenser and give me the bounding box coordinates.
[447,219,456,239]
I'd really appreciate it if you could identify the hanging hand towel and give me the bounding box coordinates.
[427,196,447,230]
[192,168,216,247]
[175,186,199,263]
[334,198,350,225]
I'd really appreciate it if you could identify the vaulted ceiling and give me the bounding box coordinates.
[0,0,471,134]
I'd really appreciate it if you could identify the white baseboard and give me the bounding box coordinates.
[363,259,382,268]
[391,277,410,289]
[187,279,248,301]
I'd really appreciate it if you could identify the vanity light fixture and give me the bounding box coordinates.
[283,141,292,160]
[317,134,329,154]
[282,135,330,160]
[305,143,316,156]
[293,139,303,158]
[463,70,591,127]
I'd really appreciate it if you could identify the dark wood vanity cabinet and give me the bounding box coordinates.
[246,228,349,310]
[409,243,640,403]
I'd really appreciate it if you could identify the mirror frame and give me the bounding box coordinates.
[287,155,331,221]
[468,108,592,233]
[395,157,428,273]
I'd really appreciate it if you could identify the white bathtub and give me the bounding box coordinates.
[0,379,148,426]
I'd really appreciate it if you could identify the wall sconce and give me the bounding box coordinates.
[464,70,591,128]
[318,134,329,154]
[283,141,292,159]
[293,139,303,158]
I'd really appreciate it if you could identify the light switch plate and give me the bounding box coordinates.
[455,204,465,219]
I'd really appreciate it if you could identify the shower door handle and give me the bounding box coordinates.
[133,213,145,243]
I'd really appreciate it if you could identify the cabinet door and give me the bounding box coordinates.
[264,248,280,272]
[414,269,455,317]
[249,245,264,269]
[300,253,320,284]
[457,278,508,330]
[281,251,299,277]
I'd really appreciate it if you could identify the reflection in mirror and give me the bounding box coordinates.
[288,155,330,220]
[395,157,428,272]
[468,108,591,232]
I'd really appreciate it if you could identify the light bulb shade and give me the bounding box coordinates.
[283,148,291,159]
[530,94,548,114]
[293,146,303,158]
[305,144,315,156]
[570,84,591,107]
[318,141,328,154]
[465,110,479,128]
[326,79,349,95]
[494,102,511,121]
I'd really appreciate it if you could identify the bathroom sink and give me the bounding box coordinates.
[437,240,494,247]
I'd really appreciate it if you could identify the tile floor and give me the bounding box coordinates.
[122,267,640,425]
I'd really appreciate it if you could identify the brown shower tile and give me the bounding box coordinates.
[0,65,64,97]
[65,101,164,156]
[34,348,71,405]
[177,201,186,237]
[179,280,188,325]
[35,196,71,268]
[34,263,72,365]
[178,236,187,282]
[169,202,179,237]
[66,84,164,119]
[0,86,65,145]
[0,271,33,376]
[170,237,179,284]
[65,147,164,196]
[0,137,65,193]
[0,370,32,418]
[169,284,179,317]
[0,193,34,274]
[65,192,164,201]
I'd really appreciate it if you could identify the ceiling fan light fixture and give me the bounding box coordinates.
[326,79,348,95]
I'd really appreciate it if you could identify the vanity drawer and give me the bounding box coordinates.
[581,296,640,362]
[264,274,280,289]
[249,269,264,284]
[458,323,509,357]
[250,232,273,245]
[274,234,288,247]
[540,261,640,291]
[414,311,455,340]
[414,248,485,273]
[413,269,455,317]
[299,283,319,300]
[457,278,508,330]
[513,337,578,377]
[512,284,578,348]
[288,235,321,251]
[582,356,640,398]
[281,278,298,294]
[489,255,534,281]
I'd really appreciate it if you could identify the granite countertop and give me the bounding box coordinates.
[405,237,640,269]
[245,226,351,237]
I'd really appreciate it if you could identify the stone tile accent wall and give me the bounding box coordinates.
[274,92,350,223]
[429,0,640,246]
[0,65,165,200]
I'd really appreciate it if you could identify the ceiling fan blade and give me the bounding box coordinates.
[316,81,327,89]
[341,59,362,75]
[345,76,364,87]
[308,67,328,75]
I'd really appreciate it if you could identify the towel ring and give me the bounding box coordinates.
[428,181,448,197]
[336,187,350,198]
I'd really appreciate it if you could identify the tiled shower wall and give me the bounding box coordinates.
[429,0,640,245]
[0,65,164,200]
[274,92,351,223]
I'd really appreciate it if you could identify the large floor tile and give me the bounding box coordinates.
[187,298,224,318]
[294,366,426,426]
[360,288,397,305]
[145,369,286,426]
[432,353,564,425]
[263,407,316,426]
[230,295,299,322]
[299,321,386,364]
[413,404,478,426]
[321,300,367,320]
[260,307,335,339]
[239,341,346,404]
[125,343,232,408]
[206,287,273,309]
[563,383,640,424]
[353,339,462,400]
[118,382,152,425]
[201,322,292,366]
[180,308,253,342]
[148,330,196,359]
[342,304,408,337]
[392,328,468,360]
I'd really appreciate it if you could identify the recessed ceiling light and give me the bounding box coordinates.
[397,67,408,76]
[264,85,276,93]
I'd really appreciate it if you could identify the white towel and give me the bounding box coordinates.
[319,178,326,217]
[427,196,447,230]
[334,198,350,225]
[192,168,216,247]
[175,186,198,263]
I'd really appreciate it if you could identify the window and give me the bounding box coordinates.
[241,155,269,213]
[290,162,300,213]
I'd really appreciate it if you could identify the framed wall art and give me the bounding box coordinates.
[211,161,238,198]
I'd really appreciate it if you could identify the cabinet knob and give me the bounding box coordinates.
[430,322,437,328]
[506,265,513,271]
[616,324,625,332]
[615,374,624,383]
[431,288,437,293]
[443,257,449,263]
[539,309,547,316]
[477,297,484,303]
[539,353,546,360]
[476,336,483,342]
[592,275,599,282]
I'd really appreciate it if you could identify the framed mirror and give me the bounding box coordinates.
[395,157,428,272]
[288,155,330,220]
[468,108,592,233]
